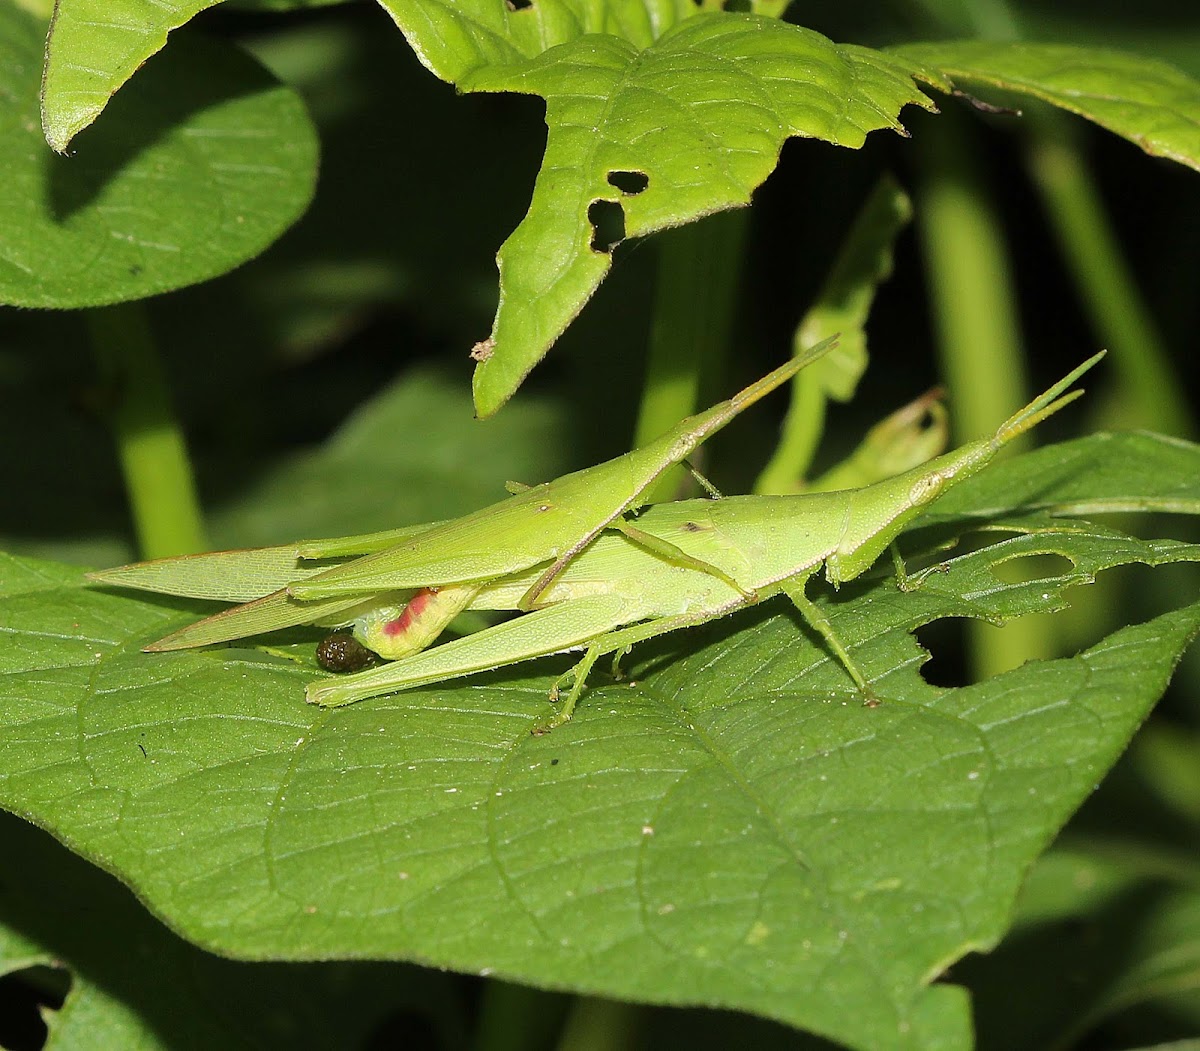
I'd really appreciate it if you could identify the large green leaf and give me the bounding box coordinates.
[1,3,316,308]
[2,500,1198,1049]
[892,41,1200,173]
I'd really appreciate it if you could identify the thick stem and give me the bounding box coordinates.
[915,114,1052,678]
[1024,112,1193,437]
[753,376,826,496]
[904,0,1018,38]
[634,209,749,503]
[88,304,207,559]
[916,116,1030,443]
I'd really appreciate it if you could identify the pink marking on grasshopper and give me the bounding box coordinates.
[381,588,438,638]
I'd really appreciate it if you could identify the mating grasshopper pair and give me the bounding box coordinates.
[91,344,1103,726]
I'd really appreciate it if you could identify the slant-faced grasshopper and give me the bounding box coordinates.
[92,354,1103,727]
[301,353,1102,721]
[90,336,837,645]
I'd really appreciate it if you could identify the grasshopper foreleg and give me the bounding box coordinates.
[890,541,915,593]
[778,574,876,703]
[612,520,755,600]
[682,460,724,500]
[543,605,744,730]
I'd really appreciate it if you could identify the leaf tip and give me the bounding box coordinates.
[471,345,530,418]
[38,88,83,154]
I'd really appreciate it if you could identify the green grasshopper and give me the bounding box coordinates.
[298,353,1101,721]
[93,353,1103,726]
[90,336,837,651]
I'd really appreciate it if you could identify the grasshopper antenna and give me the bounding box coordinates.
[994,351,1106,446]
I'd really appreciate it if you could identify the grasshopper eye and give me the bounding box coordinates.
[316,633,381,673]
[908,473,945,506]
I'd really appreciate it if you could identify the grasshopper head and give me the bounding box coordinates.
[824,439,993,585]
[824,351,1104,587]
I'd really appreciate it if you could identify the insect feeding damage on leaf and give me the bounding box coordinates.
[607,170,649,195]
[588,199,626,253]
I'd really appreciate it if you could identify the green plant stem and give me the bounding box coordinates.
[87,303,207,559]
[915,113,1053,679]
[1024,112,1193,438]
[554,997,642,1051]
[634,210,749,503]
[916,117,1030,442]
[754,374,826,495]
[755,175,912,495]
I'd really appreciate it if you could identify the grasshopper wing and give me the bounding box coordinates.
[289,338,838,602]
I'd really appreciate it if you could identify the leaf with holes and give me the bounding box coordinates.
[1,3,317,308]
[449,12,940,414]
[2,462,1200,1050]
[38,4,1200,413]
